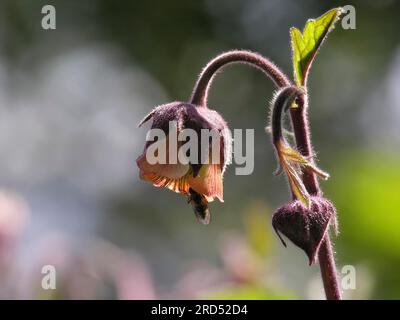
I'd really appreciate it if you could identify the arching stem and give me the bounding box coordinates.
[190,50,290,106]
[190,50,341,300]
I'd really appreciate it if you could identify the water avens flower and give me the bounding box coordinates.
[137,101,232,224]
[136,6,345,298]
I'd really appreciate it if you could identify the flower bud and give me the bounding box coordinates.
[272,196,337,265]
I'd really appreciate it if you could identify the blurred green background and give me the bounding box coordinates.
[0,0,399,299]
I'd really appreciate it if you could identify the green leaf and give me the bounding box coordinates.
[291,8,343,86]
[276,143,310,207]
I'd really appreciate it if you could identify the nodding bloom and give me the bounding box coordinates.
[272,196,337,265]
[136,101,232,224]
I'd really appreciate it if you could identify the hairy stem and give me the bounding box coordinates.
[190,50,341,300]
[271,86,303,145]
[190,50,290,106]
[290,94,342,300]
[318,234,342,299]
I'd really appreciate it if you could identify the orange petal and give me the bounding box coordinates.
[140,171,191,195]
[136,152,190,180]
[188,164,223,202]
[136,132,190,180]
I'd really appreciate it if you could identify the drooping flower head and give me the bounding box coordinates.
[272,196,337,265]
[136,102,231,224]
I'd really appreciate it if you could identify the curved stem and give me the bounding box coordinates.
[270,86,306,200]
[189,50,341,300]
[271,85,304,144]
[190,50,291,106]
[271,86,302,145]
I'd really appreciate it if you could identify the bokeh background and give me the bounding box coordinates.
[0,0,399,299]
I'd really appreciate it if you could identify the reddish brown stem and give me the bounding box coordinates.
[318,235,342,299]
[190,50,290,106]
[290,96,342,300]
[190,50,341,300]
